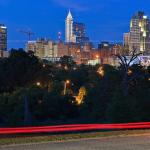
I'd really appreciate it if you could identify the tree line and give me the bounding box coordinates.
[0,49,149,127]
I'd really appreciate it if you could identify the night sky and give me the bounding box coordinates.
[0,0,150,49]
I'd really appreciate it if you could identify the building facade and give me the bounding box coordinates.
[26,39,57,58]
[129,11,150,54]
[123,33,130,47]
[65,10,89,45]
[98,41,110,50]
[73,22,89,44]
[0,24,7,51]
[65,10,74,43]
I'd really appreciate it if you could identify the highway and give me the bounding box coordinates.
[1,135,150,150]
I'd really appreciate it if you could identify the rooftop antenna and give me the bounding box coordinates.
[58,32,62,42]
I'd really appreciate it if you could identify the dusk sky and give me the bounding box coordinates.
[0,0,150,49]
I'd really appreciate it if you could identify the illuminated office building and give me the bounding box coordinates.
[129,11,150,54]
[65,10,74,43]
[73,22,89,44]
[123,33,130,47]
[0,24,7,51]
[65,10,89,45]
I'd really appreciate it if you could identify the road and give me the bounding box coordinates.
[1,135,150,150]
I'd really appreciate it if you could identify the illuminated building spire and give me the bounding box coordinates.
[65,10,74,42]
[67,9,73,19]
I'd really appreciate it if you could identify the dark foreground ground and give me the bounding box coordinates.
[1,135,150,150]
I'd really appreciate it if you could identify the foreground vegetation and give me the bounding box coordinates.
[0,49,150,127]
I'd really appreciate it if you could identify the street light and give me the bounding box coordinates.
[36,82,41,87]
[127,69,133,75]
[96,55,99,59]
[66,80,70,84]
[64,65,68,70]
[95,55,100,64]
[63,80,70,95]
[43,64,46,68]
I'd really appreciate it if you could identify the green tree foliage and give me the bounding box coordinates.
[0,49,40,93]
[0,50,150,127]
[0,87,78,126]
[80,65,121,122]
[59,56,76,69]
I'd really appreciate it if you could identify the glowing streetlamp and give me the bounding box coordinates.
[64,80,70,95]
[64,65,68,70]
[127,69,133,75]
[96,55,99,59]
[66,80,70,84]
[43,64,46,68]
[36,82,41,87]
[77,49,80,53]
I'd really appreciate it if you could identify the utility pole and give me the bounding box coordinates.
[58,32,62,42]
[24,95,32,126]
[63,80,70,95]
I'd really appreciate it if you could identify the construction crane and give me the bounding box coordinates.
[19,30,35,41]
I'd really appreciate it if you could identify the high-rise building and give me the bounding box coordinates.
[26,39,56,58]
[65,10,74,43]
[0,24,7,51]
[123,33,130,47]
[98,41,110,50]
[26,41,37,53]
[73,22,89,44]
[129,11,150,54]
[73,22,85,38]
[65,10,89,44]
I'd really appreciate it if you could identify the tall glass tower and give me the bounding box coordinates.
[129,11,150,54]
[65,10,89,45]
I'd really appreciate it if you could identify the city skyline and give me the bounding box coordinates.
[0,0,150,49]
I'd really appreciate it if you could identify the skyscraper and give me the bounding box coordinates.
[73,22,85,38]
[0,24,7,51]
[65,10,89,45]
[123,33,130,48]
[65,10,74,43]
[129,11,150,54]
[73,22,89,44]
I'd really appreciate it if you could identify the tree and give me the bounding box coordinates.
[75,86,87,105]
[59,56,76,69]
[80,65,120,122]
[115,48,142,96]
[0,49,40,93]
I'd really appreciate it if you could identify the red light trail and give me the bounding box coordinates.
[0,122,150,135]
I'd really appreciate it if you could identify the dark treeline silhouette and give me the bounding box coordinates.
[0,49,149,127]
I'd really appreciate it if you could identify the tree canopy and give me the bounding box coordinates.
[0,49,149,127]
